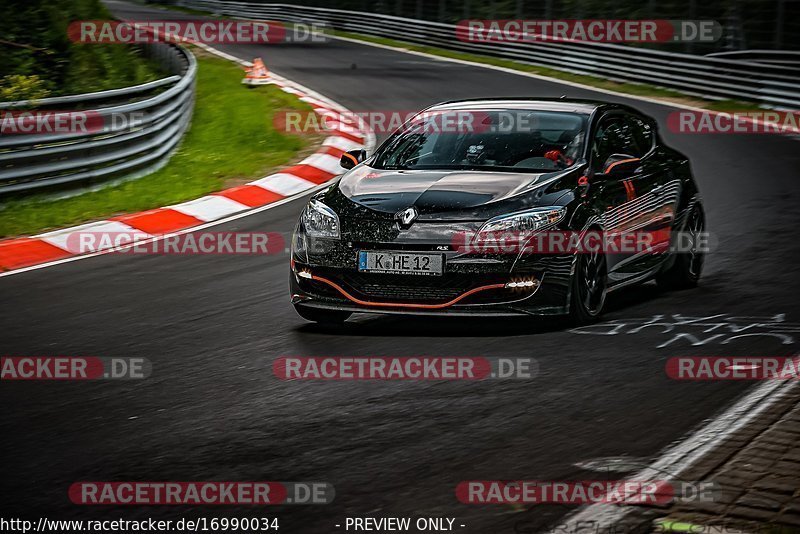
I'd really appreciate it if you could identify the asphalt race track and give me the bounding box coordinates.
[2,2,800,532]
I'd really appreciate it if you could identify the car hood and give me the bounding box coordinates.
[338,166,548,215]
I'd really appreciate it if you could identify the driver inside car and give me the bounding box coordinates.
[543,130,583,169]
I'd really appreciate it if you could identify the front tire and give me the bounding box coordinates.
[569,247,607,325]
[294,305,352,325]
[657,204,705,290]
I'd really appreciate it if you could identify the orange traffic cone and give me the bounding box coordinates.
[242,58,270,86]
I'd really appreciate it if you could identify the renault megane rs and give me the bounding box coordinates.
[289,99,704,324]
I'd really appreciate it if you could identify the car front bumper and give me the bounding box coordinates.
[289,237,575,316]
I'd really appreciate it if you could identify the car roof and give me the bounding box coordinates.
[427,98,614,115]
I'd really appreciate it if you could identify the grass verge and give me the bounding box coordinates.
[0,49,319,238]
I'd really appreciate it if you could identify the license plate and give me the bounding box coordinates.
[358,251,444,276]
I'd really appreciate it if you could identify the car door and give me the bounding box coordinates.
[622,113,679,273]
[589,112,662,282]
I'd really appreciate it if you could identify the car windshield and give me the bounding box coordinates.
[372,109,587,173]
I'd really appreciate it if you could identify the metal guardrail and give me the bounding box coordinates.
[177,0,800,110]
[0,43,196,196]
[706,50,800,67]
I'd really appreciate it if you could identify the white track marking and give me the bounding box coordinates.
[250,173,318,196]
[556,374,800,532]
[0,43,376,278]
[299,153,344,174]
[327,33,800,127]
[0,182,330,278]
[326,33,715,113]
[299,96,337,109]
[323,136,364,151]
[37,221,150,253]
[168,195,250,222]
[326,31,800,533]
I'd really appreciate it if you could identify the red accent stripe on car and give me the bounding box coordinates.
[310,274,507,310]
[341,152,359,167]
[605,157,640,174]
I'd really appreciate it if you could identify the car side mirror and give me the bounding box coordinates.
[602,156,641,178]
[340,149,367,170]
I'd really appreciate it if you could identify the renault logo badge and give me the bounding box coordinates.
[396,206,418,228]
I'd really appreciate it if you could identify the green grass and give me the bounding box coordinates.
[0,51,318,238]
[1,0,163,99]
[703,99,766,112]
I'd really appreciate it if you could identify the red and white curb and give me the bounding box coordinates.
[0,47,375,274]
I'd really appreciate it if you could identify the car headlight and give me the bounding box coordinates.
[301,199,340,239]
[291,224,308,263]
[476,206,566,236]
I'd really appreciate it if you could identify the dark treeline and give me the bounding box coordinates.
[265,0,799,51]
[0,0,161,99]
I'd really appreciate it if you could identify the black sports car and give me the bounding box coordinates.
[290,99,704,324]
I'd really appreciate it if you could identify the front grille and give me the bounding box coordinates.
[337,271,505,304]
[299,265,545,307]
[353,283,463,301]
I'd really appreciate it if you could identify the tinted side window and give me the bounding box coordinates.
[626,115,654,156]
[592,117,638,167]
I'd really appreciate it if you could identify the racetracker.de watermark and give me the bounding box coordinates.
[540,520,773,534]
[274,109,492,135]
[668,110,800,135]
[0,518,280,534]
[69,481,334,505]
[274,357,537,380]
[666,356,800,380]
[0,111,144,135]
[456,20,721,43]
[0,357,151,380]
[457,480,719,505]
[453,230,712,255]
[68,20,329,44]
[63,231,285,255]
